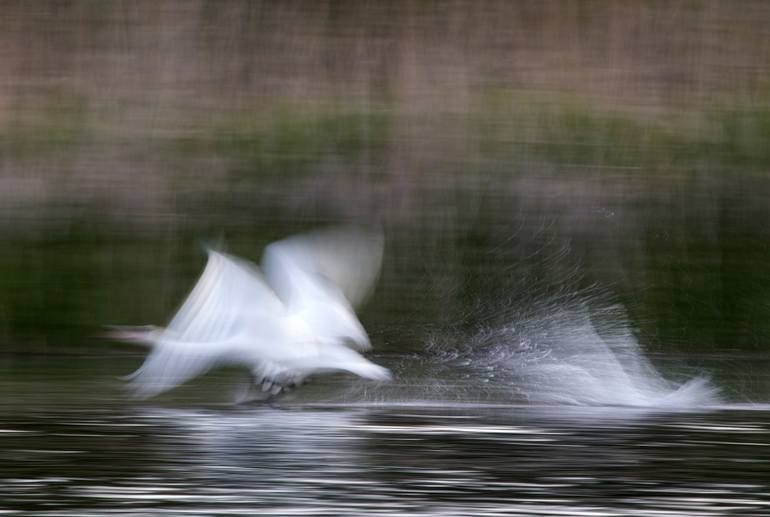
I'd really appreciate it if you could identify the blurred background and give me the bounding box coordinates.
[5,3,770,515]
[2,1,770,360]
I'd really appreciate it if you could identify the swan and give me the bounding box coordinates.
[109,227,391,399]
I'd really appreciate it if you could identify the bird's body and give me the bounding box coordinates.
[111,227,390,399]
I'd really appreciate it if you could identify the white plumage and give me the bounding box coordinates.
[111,227,390,399]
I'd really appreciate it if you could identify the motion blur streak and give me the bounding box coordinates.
[111,227,389,400]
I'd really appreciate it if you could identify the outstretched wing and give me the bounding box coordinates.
[126,250,284,398]
[260,226,383,351]
[164,250,283,343]
[261,226,384,309]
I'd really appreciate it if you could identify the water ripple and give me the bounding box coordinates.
[0,404,769,515]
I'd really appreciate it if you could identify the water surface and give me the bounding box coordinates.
[1,355,769,516]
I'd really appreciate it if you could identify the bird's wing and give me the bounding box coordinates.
[125,340,225,399]
[164,250,284,343]
[260,226,383,351]
[126,250,285,398]
[261,225,384,309]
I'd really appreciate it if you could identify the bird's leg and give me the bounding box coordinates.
[232,372,270,405]
[231,377,255,405]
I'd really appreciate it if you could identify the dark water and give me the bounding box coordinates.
[1,356,769,516]
[2,404,770,516]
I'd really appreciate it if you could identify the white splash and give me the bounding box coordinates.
[439,303,720,408]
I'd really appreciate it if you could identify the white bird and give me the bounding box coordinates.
[110,227,391,399]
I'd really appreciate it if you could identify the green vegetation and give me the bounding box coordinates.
[166,104,391,181]
[0,91,90,162]
[714,102,770,169]
[4,89,770,353]
[471,88,770,172]
[5,88,770,179]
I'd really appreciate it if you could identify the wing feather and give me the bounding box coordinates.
[127,251,285,397]
[164,250,283,343]
[261,226,383,309]
[127,341,221,398]
[260,227,383,351]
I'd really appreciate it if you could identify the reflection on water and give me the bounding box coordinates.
[1,401,769,516]
[1,354,770,515]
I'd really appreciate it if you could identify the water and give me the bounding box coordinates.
[1,224,767,515]
[0,353,768,516]
[2,400,770,515]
